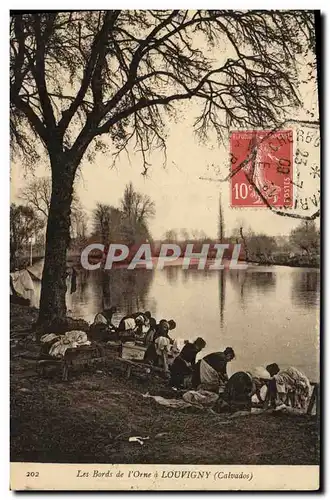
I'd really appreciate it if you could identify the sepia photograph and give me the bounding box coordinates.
[9,8,320,491]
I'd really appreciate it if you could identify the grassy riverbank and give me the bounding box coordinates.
[10,304,319,465]
[247,254,320,268]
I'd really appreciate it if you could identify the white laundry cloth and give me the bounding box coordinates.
[93,313,108,325]
[10,269,34,300]
[155,336,171,356]
[49,330,91,359]
[199,358,225,391]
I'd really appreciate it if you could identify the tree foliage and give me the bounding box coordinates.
[92,183,155,245]
[120,181,155,243]
[92,203,122,244]
[19,176,87,237]
[246,233,278,259]
[289,221,319,255]
[10,203,43,269]
[19,176,51,218]
[11,10,316,173]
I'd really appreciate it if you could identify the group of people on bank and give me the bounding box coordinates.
[89,307,312,412]
[90,307,176,343]
[169,341,311,412]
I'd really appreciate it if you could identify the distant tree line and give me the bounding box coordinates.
[91,182,155,247]
[10,204,43,270]
[156,228,231,258]
[10,176,88,270]
[157,221,320,265]
[10,180,155,269]
[231,220,320,265]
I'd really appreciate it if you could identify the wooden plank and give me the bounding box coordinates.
[37,359,62,366]
[307,383,319,415]
[116,358,145,366]
[116,357,165,374]
[36,344,107,380]
[316,384,320,416]
[116,358,155,380]
[62,362,69,382]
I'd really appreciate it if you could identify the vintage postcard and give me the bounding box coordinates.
[10,9,320,491]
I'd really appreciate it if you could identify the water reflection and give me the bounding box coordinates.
[103,268,154,316]
[291,270,320,309]
[180,267,215,283]
[229,270,276,293]
[218,270,226,328]
[33,263,319,380]
[101,272,111,310]
[227,269,276,310]
[79,268,89,300]
[163,265,180,285]
[67,267,155,322]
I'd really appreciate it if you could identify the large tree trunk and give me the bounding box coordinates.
[38,157,75,326]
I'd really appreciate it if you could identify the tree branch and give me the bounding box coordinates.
[11,94,48,144]
[57,11,121,135]
[30,14,57,130]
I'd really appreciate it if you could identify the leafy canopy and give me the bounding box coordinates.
[10,10,315,173]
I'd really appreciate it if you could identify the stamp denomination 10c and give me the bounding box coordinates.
[230,130,293,208]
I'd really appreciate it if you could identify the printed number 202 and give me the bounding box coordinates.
[26,472,39,477]
[233,183,249,200]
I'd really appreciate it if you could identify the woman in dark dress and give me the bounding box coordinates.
[143,320,170,366]
[170,337,206,389]
[192,346,235,392]
[222,371,254,412]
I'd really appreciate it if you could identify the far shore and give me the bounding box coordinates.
[67,255,320,270]
[14,255,320,272]
[15,251,320,272]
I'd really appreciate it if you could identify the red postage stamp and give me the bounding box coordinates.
[230,130,293,208]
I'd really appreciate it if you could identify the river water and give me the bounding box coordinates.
[32,264,320,381]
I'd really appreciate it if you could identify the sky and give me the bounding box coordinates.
[10,29,320,241]
[11,135,319,241]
